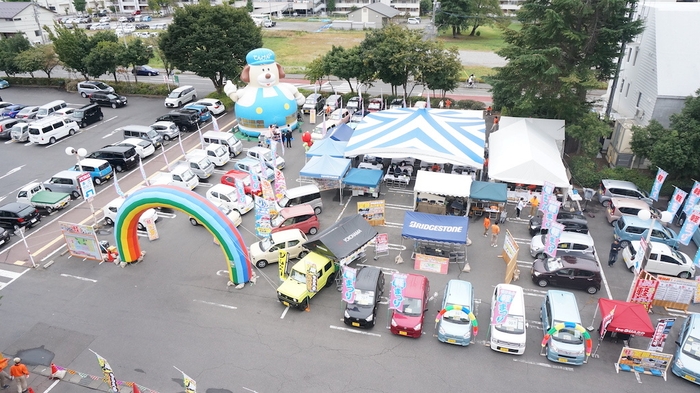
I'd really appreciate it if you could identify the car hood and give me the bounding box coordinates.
[392,310,422,328]
[277,278,308,299]
[532,258,547,274]
[529,216,542,227]
[438,318,472,338]
[530,235,544,250]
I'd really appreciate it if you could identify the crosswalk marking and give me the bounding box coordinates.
[0,267,30,290]
[0,270,22,279]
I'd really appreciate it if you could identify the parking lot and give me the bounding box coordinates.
[0,87,698,392]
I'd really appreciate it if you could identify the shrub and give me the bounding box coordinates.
[455,99,485,110]
[5,76,67,88]
[109,81,171,96]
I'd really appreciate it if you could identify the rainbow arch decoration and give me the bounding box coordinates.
[435,305,479,337]
[114,185,252,285]
[541,322,593,357]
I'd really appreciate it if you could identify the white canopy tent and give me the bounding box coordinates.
[413,171,472,209]
[498,117,566,155]
[488,121,570,188]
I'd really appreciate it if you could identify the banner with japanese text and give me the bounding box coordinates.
[682,181,700,216]
[544,222,565,257]
[666,187,688,217]
[649,168,667,201]
[341,266,357,303]
[541,200,561,230]
[254,196,271,238]
[539,181,556,213]
[274,169,287,201]
[678,206,700,246]
[389,273,408,310]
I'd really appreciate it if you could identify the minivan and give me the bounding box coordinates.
[43,170,87,199]
[71,158,113,185]
[36,100,67,119]
[119,125,163,148]
[390,273,430,338]
[302,93,326,115]
[278,185,323,215]
[70,104,103,128]
[531,256,602,294]
[540,290,586,365]
[248,229,308,268]
[28,117,79,145]
[613,215,679,249]
[271,205,319,235]
[164,85,197,108]
[529,231,596,259]
[202,131,243,157]
[436,280,475,346]
[246,146,285,170]
[325,94,342,112]
[343,266,385,329]
[489,284,526,355]
[605,197,659,226]
[598,179,652,207]
[86,145,138,172]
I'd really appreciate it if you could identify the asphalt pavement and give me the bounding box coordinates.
[0,87,698,393]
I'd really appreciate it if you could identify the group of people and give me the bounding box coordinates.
[514,195,540,219]
[260,125,293,149]
[0,355,30,393]
[482,216,501,247]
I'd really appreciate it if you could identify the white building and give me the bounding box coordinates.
[0,2,56,44]
[605,2,700,168]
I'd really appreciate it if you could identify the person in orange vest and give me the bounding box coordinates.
[483,216,491,237]
[491,223,500,247]
[10,357,29,393]
[445,99,452,109]
[0,354,10,389]
[491,116,500,131]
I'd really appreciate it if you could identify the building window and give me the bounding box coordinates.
[620,79,624,93]
[35,30,41,37]
[625,83,630,97]
[636,92,642,107]
[627,48,631,62]
[633,48,638,66]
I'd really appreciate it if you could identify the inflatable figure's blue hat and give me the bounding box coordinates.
[246,48,276,66]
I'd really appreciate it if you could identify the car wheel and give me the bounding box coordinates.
[189,217,199,226]
[314,206,322,215]
[536,253,545,259]
[602,200,611,208]
[298,251,308,259]
[628,265,635,272]
[104,217,114,226]
[325,272,337,288]
[13,224,20,233]
[49,137,56,144]
[679,271,692,279]
[45,206,53,214]
[137,222,145,231]
[148,72,153,76]
[256,259,268,269]
[586,286,598,294]
[300,298,309,310]
[111,103,117,109]
[610,219,617,227]
[71,191,80,199]
[94,178,102,185]
[81,92,87,98]
[116,165,123,172]
[81,121,87,128]
[619,240,630,248]
[163,135,171,141]
[177,101,182,107]
[99,114,103,121]
[68,129,75,136]
[192,95,197,101]
[309,227,318,235]
[537,279,548,287]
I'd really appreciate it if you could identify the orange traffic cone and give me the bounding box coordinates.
[50,363,65,379]
[28,388,35,393]
[132,383,142,393]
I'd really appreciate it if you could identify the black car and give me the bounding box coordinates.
[87,145,138,172]
[135,23,150,29]
[343,266,385,328]
[0,227,10,248]
[70,104,103,128]
[529,211,589,236]
[89,92,128,108]
[0,202,41,232]
[531,256,602,294]
[156,111,199,132]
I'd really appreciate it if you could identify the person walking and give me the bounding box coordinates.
[608,239,622,267]
[285,129,293,148]
[438,100,444,109]
[445,99,452,109]
[515,198,526,219]
[491,116,500,131]
[0,354,11,389]
[10,358,29,393]
[483,216,491,237]
[486,105,492,116]
[529,195,540,218]
[491,223,500,247]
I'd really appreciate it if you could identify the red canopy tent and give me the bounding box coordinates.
[598,298,655,338]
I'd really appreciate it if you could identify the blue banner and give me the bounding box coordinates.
[666,187,688,217]
[694,248,700,268]
[678,206,700,246]
[254,195,271,238]
[683,181,700,216]
[544,222,565,258]
[649,168,668,201]
[542,200,561,230]
[251,173,260,194]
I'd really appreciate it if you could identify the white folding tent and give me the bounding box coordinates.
[497,117,566,155]
[413,171,472,209]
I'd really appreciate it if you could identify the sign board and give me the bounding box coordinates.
[615,347,673,380]
[503,229,519,284]
[173,75,179,85]
[375,233,389,253]
[278,250,288,281]
[59,222,102,261]
[306,264,318,293]
[358,200,385,226]
[414,253,449,274]
[629,273,659,311]
[143,215,158,241]
[78,172,96,200]
[648,318,675,352]
[310,109,316,124]
[653,275,696,311]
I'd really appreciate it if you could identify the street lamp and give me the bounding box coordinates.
[65,147,87,170]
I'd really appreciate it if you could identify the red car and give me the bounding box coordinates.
[390,273,430,338]
[271,205,319,235]
[220,170,261,196]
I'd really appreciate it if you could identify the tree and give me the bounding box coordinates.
[73,0,86,13]
[419,0,432,16]
[85,41,123,82]
[159,5,262,92]
[631,91,700,179]
[324,45,367,93]
[465,0,502,36]
[15,44,60,80]
[120,39,154,82]
[304,56,329,89]
[419,46,462,97]
[46,24,93,79]
[326,0,336,12]
[151,37,175,78]
[434,0,470,38]
[245,0,253,12]
[489,0,643,152]
[0,35,31,76]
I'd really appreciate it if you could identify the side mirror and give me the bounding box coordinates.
[675,341,681,346]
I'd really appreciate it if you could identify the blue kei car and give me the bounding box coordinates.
[183,104,212,123]
[672,314,700,385]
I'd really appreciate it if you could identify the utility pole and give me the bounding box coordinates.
[31,1,46,44]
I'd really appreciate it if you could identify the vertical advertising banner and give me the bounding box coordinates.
[341,266,357,304]
[678,206,700,246]
[254,196,271,238]
[112,170,125,197]
[539,181,555,213]
[682,181,700,216]
[600,306,616,339]
[92,351,120,393]
[648,318,675,352]
[274,169,287,201]
[78,172,96,201]
[544,222,565,258]
[649,168,668,201]
[541,200,561,230]
[234,179,247,203]
[251,173,260,195]
[491,288,516,325]
[666,187,688,217]
[630,277,659,311]
[278,250,288,281]
[143,215,159,241]
[389,273,408,310]
[375,233,389,254]
[261,178,278,216]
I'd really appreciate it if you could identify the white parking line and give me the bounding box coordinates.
[194,299,237,310]
[330,325,382,337]
[512,358,574,371]
[60,274,97,282]
[280,306,289,319]
[87,116,117,131]
[0,165,25,180]
[44,131,82,148]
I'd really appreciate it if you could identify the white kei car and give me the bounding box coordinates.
[102,197,158,230]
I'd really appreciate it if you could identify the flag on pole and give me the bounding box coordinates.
[425,90,431,108]
[683,181,700,216]
[649,167,668,201]
[90,350,120,393]
[234,179,246,202]
[138,156,149,186]
[174,367,196,393]
[600,306,616,339]
[113,169,125,197]
[211,115,220,132]
[197,123,204,147]
[274,169,287,201]
[178,134,186,155]
[358,83,362,110]
[161,143,169,167]
[667,187,688,217]
[322,114,327,137]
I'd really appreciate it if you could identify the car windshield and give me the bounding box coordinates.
[182,170,196,182]
[397,297,422,317]
[72,110,84,118]
[682,334,700,361]
[368,102,381,109]
[106,94,118,99]
[213,146,226,157]
[545,258,564,272]
[197,157,211,168]
[261,151,273,161]
[168,91,181,98]
[138,140,150,148]
[278,197,290,208]
[146,130,158,139]
[443,303,471,324]
[304,98,316,104]
[271,214,285,227]
[290,270,307,284]
[552,323,583,344]
[37,108,48,116]
[18,107,34,114]
[353,289,375,306]
[672,249,685,262]
[495,315,526,334]
[260,237,274,252]
[95,82,109,89]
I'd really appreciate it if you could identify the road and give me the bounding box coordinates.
[0,88,697,393]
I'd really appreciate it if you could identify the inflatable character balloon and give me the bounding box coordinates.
[224,48,305,137]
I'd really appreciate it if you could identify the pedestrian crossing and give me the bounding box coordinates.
[0,266,30,290]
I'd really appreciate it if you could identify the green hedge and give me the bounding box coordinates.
[6,76,172,97]
[5,76,67,88]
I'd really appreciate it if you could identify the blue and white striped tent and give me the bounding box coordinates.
[344,108,485,168]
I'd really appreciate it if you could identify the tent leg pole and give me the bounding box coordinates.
[587,303,600,331]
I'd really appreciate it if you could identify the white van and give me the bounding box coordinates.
[28,117,79,145]
[181,154,215,180]
[489,284,526,355]
[36,100,67,119]
[202,131,243,157]
[188,146,229,167]
[164,85,197,108]
[278,185,323,215]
